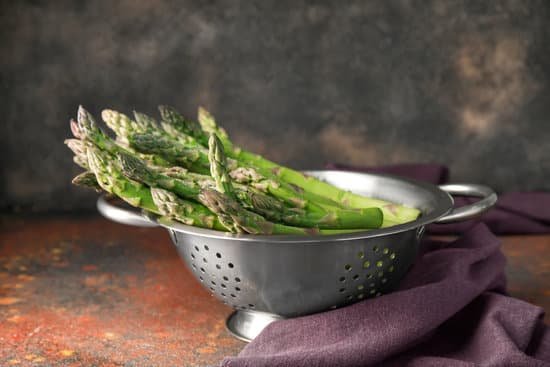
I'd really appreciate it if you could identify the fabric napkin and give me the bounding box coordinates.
[221,164,550,367]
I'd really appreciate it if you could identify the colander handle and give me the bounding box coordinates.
[96,195,159,227]
[435,184,497,223]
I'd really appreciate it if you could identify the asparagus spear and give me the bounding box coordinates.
[87,146,159,212]
[158,105,207,146]
[65,138,89,168]
[198,188,321,235]
[72,171,102,191]
[128,132,212,174]
[150,188,218,228]
[208,133,237,200]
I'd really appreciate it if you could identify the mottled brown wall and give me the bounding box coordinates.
[1,0,549,212]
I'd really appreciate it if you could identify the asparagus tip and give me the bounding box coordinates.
[64,138,86,156]
[117,152,156,184]
[101,109,116,123]
[70,118,82,139]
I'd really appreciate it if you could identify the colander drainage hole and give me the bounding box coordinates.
[357,293,364,299]
[221,293,226,297]
[357,284,364,290]
[200,267,205,273]
[211,281,216,285]
[223,276,229,281]
[248,304,255,308]
[199,276,203,281]
[230,294,236,298]
[235,287,241,292]
[373,246,379,253]
[194,246,199,252]
[346,295,353,301]
[235,277,241,282]
[383,248,389,254]
[339,288,346,293]
[339,276,346,282]
[216,264,221,269]
[203,258,208,263]
[221,284,226,288]
[344,264,352,271]
[352,274,359,280]
[357,251,364,259]
[228,263,234,269]
[204,245,209,251]
[216,253,222,258]
[388,265,395,272]
[191,254,195,259]
[209,286,214,291]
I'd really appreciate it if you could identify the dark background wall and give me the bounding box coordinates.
[1,0,549,212]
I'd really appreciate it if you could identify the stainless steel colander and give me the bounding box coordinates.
[97,170,497,341]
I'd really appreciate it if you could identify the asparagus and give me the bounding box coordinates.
[120,146,383,229]
[128,132,212,174]
[76,106,171,168]
[159,105,207,146]
[68,105,423,235]
[106,107,347,211]
[86,145,227,230]
[65,139,89,168]
[207,132,384,229]
[109,113,316,209]
[158,107,363,210]
[117,150,328,234]
[150,188,218,228]
[162,106,420,226]
[208,133,237,200]
[198,188,320,235]
[72,171,102,191]
[87,146,159,212]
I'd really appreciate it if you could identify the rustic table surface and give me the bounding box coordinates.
[1,216,548,366]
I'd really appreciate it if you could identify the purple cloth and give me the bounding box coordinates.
[221,164,550,367]
[326,163,550,234]
[222,225,550,367]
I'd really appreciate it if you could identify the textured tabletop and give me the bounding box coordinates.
[0,216,548,366]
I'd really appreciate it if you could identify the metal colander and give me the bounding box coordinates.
[98,170,497,341]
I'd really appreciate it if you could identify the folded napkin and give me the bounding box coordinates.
[222,225,550,367]
[222,164,550,367]
[326,163,550,234]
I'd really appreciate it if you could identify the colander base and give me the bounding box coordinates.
[226,310,284,342]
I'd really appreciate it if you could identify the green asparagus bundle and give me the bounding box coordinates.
[66,104,420,235]
[158,106,420,226]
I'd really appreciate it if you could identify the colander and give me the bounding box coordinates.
[97,170,497,341]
